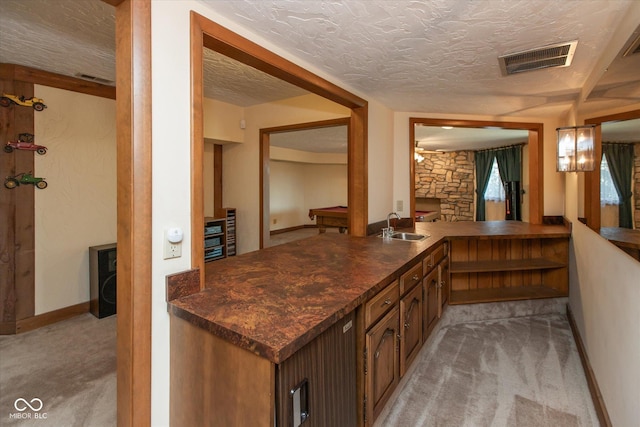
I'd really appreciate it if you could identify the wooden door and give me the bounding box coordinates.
[400,283,422,377]
[423,268,439,341]
[365,306,399,424]
[439,257,450,317]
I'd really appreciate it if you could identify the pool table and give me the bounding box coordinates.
[308,206,348,233]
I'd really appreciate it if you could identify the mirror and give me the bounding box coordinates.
[584,111,640,261]
[410,118,544,224]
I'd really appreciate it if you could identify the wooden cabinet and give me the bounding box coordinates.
[423,267,439,341]
[204,217,226,262]
[277,311,356,427]
[365,305,400,424]
[438,257,450,316]
[448,236,569,304]
[399,282,422,376]
[215,207,236,256]
[171,312,356,427]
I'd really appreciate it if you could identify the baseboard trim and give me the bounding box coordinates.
[270,225,308,235]
[566,304,612,427]
[16,301,90,334]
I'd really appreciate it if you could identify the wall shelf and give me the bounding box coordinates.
[450,258,565,273]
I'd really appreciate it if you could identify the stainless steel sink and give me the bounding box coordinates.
[379,232,428,241]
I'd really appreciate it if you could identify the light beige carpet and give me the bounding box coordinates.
[0,313,116,426]
[377,308,599,427]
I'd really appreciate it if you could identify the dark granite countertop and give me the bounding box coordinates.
[169,221,570,364]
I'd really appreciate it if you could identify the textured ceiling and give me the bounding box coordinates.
[270,125,348,153]
[0,0,115,84]
[0,0,638,149]
[201,0,639,117]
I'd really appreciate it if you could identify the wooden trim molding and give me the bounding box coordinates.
[566,305,612,427]
[259,117,350,248]
[409,118,544,224]
[0,63,116,99]
[115,0,152,426]
[584,109,640,231]
[16,302,90,334]
[191,10,369,266]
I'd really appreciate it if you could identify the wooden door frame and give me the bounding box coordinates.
[409,118,544,224]
[111,0,152,426]
[259,117,350,248]
[584,109,640,230]
[190,12,368,286]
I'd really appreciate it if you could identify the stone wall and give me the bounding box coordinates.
[415,150,475,221]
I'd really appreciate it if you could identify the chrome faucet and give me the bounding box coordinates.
[385,212,401,236]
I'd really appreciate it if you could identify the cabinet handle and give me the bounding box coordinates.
[412,274,419,281]
[439,280,445,288]
[381,298,392,306]
[404,297,419,328]
[374,328,395,358]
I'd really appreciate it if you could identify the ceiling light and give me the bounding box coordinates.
[441,126,453,130]
[556,125,595,172]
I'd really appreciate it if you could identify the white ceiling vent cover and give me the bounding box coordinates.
[499,40,578,76]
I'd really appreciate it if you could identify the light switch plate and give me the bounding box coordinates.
[396,200,403,212]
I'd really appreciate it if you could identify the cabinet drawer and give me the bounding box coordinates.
[399,261,423,295]
[365,280,399,329]
[423,242,447,273]
[432,242,447,267]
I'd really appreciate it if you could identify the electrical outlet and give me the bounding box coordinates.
[163,231,182,259]
[396,200,403,212]
[273,218,277,224]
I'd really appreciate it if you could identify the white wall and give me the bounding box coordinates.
[203,97,244,143]
[270,161,348,231]
[392,111,565,220]
[34,85,116,315]
[368,99,395,222]
[302,164,348,222]
[566,102,640,427]
[270,160,305,229]
[150,2,395,424]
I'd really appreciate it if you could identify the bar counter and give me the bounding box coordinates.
[168,220,570,363]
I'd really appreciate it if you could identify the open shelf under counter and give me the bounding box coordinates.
[450,258,566,273]
[449,286,567,305]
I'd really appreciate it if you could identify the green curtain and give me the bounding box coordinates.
[475,151,495,221]
[603,143,634,228]
[495,145,522,183]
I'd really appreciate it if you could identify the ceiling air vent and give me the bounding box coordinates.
[75,73,114,85]
[498,40,578,76]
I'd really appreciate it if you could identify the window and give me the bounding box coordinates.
[600,155,620,205]
[484,158,505,202]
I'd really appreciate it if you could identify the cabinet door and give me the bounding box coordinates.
[365,306,399,424]
[423,268,439,342]
[277,312,356,427]
[400,283,422,377]
[438,257,450,317]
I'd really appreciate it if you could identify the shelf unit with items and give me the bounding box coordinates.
[215,208,236,257]
[448,236,569,305]
[204,218,226,262]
